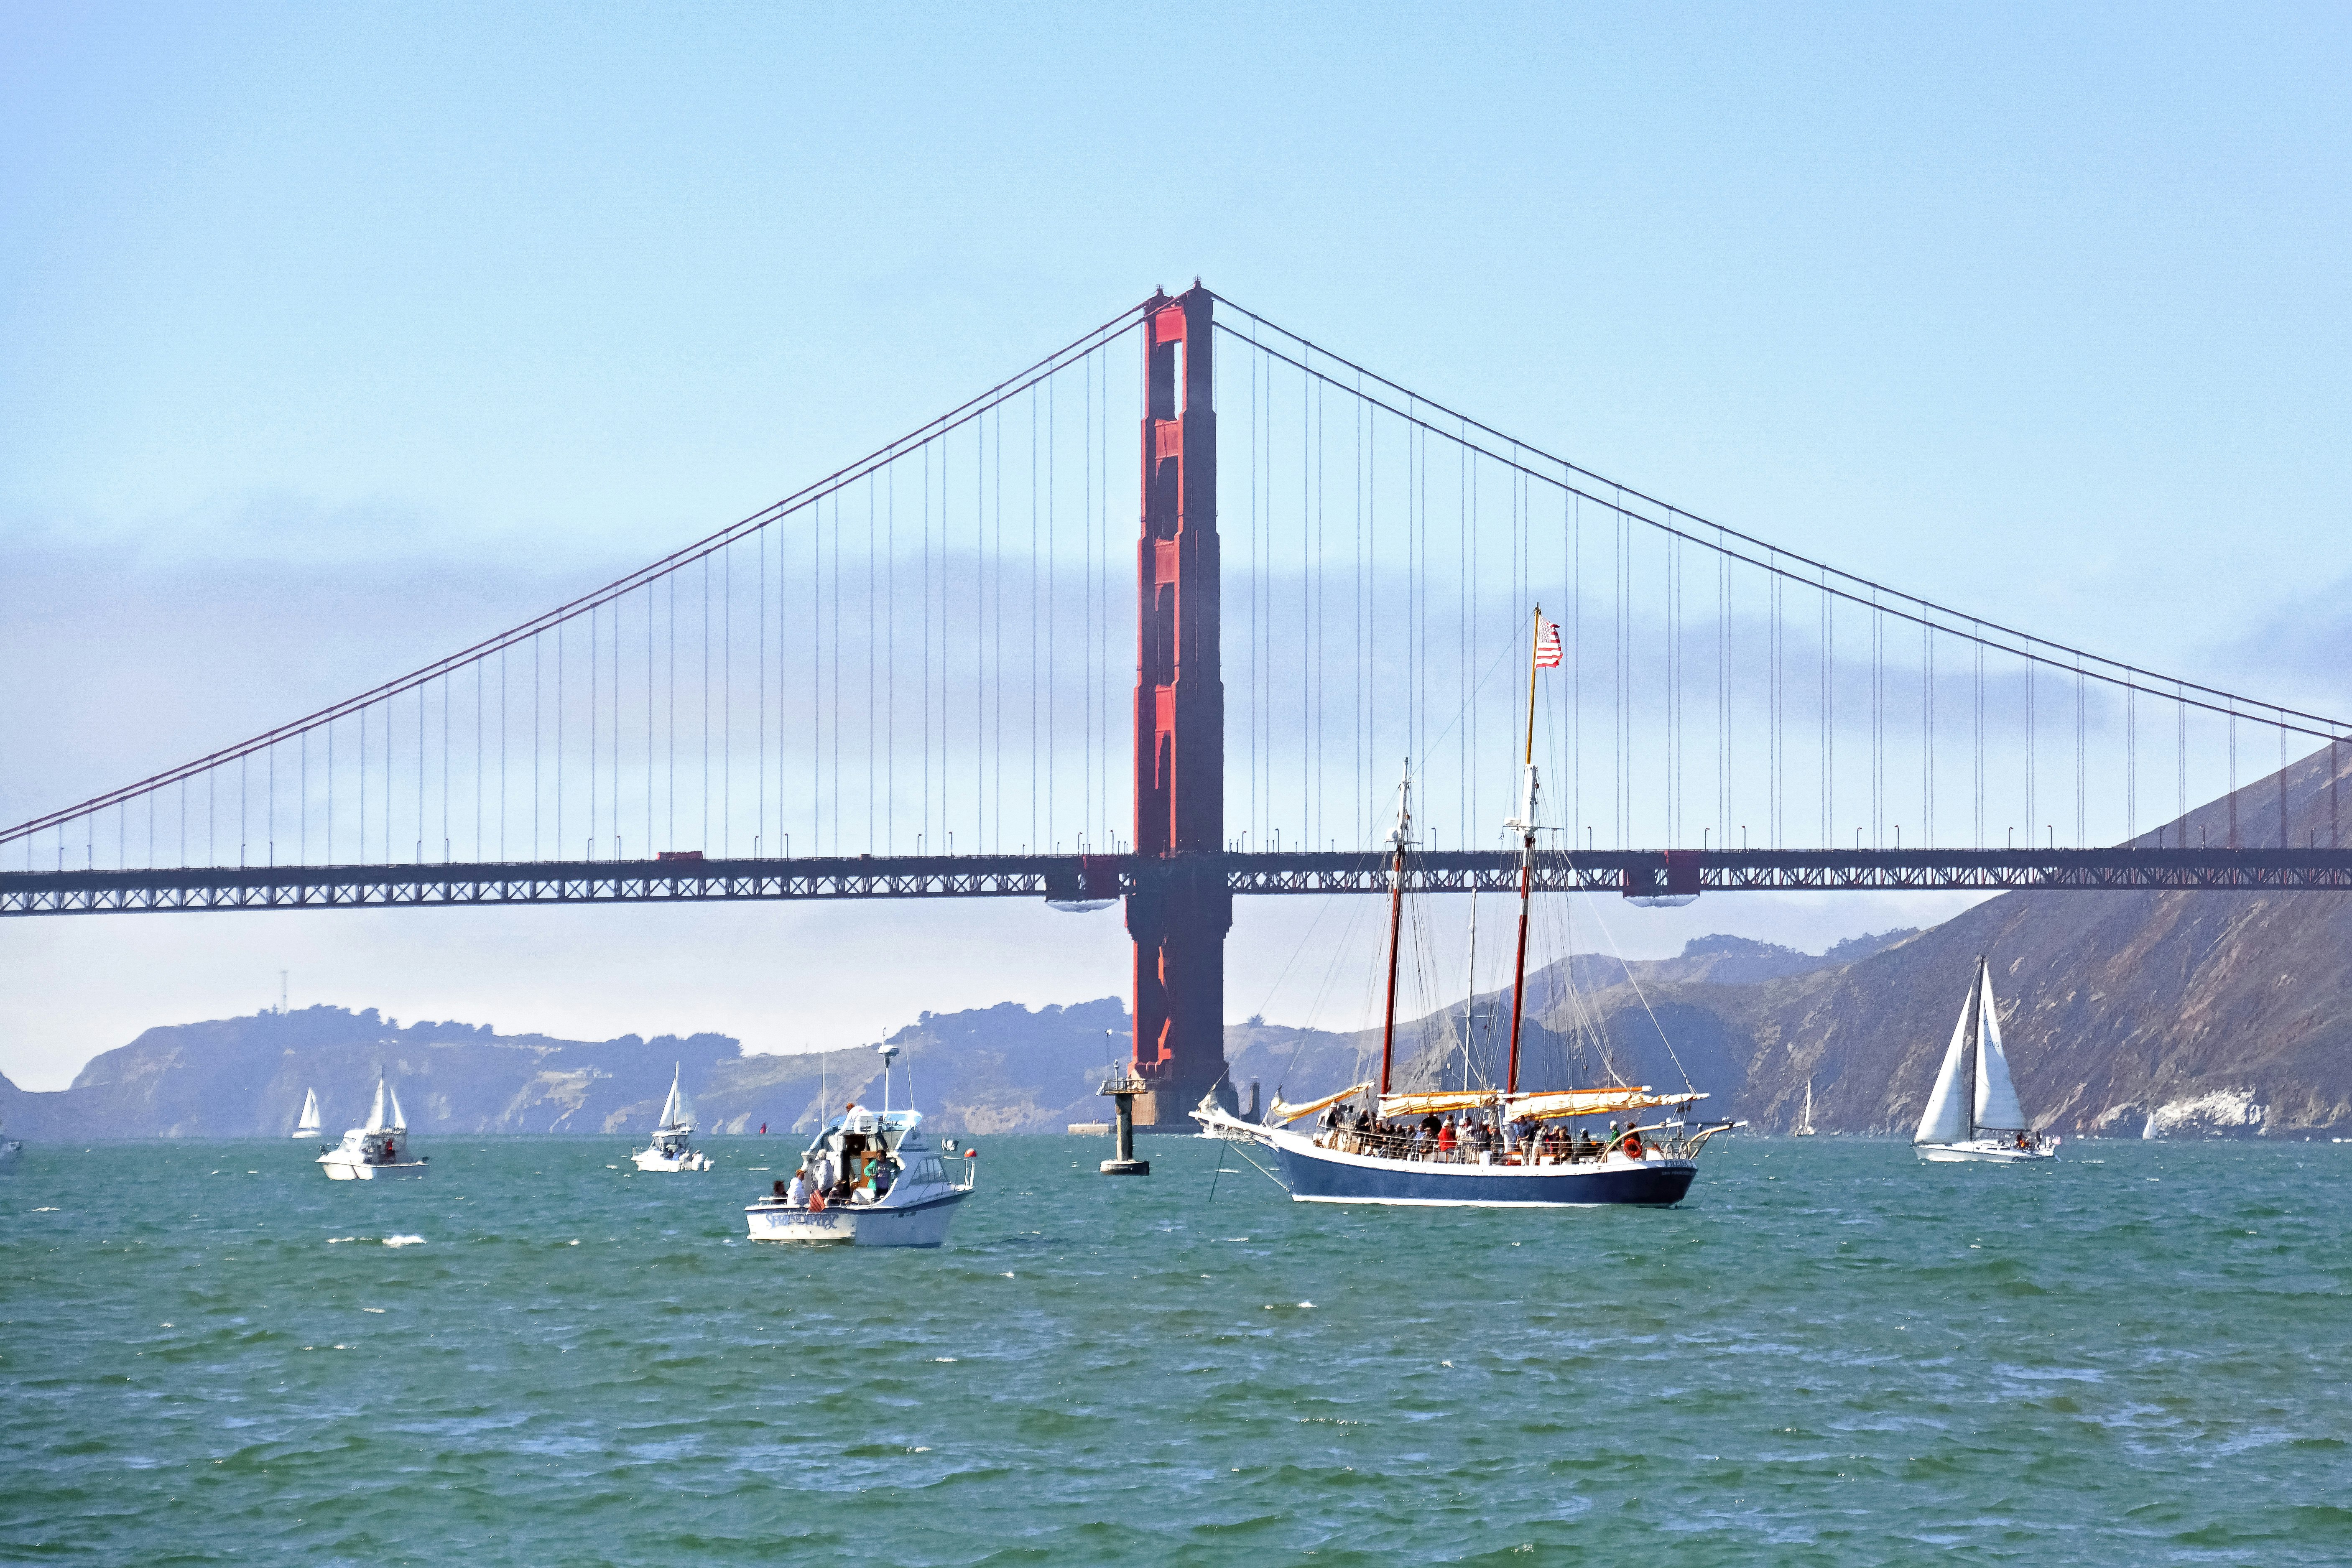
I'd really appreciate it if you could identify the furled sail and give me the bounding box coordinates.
[658,1063,695,1131]
[1913,982,1974,1146]
[1377,1089,1502,1120]
[1269,1082,1374,1125]
[1972,968,2026,1131]
[1506,1087,1702,1122]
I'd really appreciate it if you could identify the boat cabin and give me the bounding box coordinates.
[788,1107,952,1206]
[333,1128,408,1166]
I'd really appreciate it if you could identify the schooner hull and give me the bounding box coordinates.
[1275,1141,1697,1207]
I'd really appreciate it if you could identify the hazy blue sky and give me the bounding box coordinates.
[4,3,2347,1087]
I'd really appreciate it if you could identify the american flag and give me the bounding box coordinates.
[1533,617,1564,669]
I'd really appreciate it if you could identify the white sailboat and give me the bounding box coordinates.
[0,1119,20,1168]
[317,1068,428,1179]
[293,1088,322,1139]
[1794,1078,1818,1137]
[1913,956,2058,1163]
[631,1062,714,1172]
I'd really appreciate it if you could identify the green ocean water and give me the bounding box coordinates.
[3,1132,2349,1565]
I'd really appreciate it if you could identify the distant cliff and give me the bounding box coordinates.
[0,998,1132,1141]
[6,756,2346,1144]
[1229,749,2352,1140]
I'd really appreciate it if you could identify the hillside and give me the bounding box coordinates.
[6,751,2347,1143]
[1229,750,2352,1140]
[0,998,1132,1141]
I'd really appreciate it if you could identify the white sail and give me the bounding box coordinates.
[388,1083,408,1132]
[366,1073,389,1131]
[658,1063,694,1131]
[295,1088,321,1136]
[1972,967,2026,1131]
[1913,979,1975,1145]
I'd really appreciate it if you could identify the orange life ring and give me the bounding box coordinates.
[1620,1134,1645,1160]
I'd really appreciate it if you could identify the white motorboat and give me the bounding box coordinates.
[1913,956,2058,1163]
[0,1120,20,1169]
[293,1087,322,1139]
[317,1068,428,1180]
[745,1045,974,1246]
[631,1062,713,1172]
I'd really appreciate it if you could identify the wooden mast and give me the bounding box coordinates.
[1376,762,1413,1099]
[1504,607,1543,1098]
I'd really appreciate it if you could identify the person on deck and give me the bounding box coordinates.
[1436,1121,1457,1160]
[786,1170,810,1207]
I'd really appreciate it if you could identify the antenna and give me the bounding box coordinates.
[877,1042,900,1113]
[278,970,288,1016]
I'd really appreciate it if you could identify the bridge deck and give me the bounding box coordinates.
[5,848,2350,915]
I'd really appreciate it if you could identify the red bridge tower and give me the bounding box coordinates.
[1128,286,1231,1129]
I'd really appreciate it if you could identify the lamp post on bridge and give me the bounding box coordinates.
[1125,284,1234,1132]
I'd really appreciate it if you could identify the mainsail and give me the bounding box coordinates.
[1972,967,2025,1131]
[658,1063,695,1131]
[296,1088,321,1135]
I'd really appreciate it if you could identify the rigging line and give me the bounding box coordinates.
[868,480,877,852]
[12,311,1156,848]
[1046,373,1054,852]
[1207,321,2346,739]
[924,442,933,851]
[1573,890,1697,1095]
[1204,305,2329,734]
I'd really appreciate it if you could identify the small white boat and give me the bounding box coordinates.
[630,1063,713,1172]
[1794,1078,1818,1137]
[317,1068,428,1180]
[746,1045,974,1246]
[293,1088,322,1139]
[1913,956,2058,1163]
[0,1119,20,1169]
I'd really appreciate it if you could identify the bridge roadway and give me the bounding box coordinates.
[6,847,2352,915]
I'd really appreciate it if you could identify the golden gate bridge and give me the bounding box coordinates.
[7,286,2349,1125]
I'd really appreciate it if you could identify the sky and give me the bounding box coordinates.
[4,3,2349,1089]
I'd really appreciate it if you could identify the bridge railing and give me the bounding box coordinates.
[8,846,2352,915]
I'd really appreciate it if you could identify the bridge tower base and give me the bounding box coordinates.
[1129,286,1233,1131]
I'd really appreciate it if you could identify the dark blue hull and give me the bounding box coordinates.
[1274,1141,1698,1206]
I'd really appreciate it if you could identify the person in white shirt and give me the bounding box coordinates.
[786,1169,811,1207]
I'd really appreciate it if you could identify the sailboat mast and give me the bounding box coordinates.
[1376,764,1413,1099]
[1962,955,1985,1141]
[1504,607,1543,1099]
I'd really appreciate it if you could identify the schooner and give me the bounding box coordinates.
[1194,609,1739,1206]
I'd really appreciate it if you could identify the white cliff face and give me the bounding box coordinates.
[2142,1089,2268,1139]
